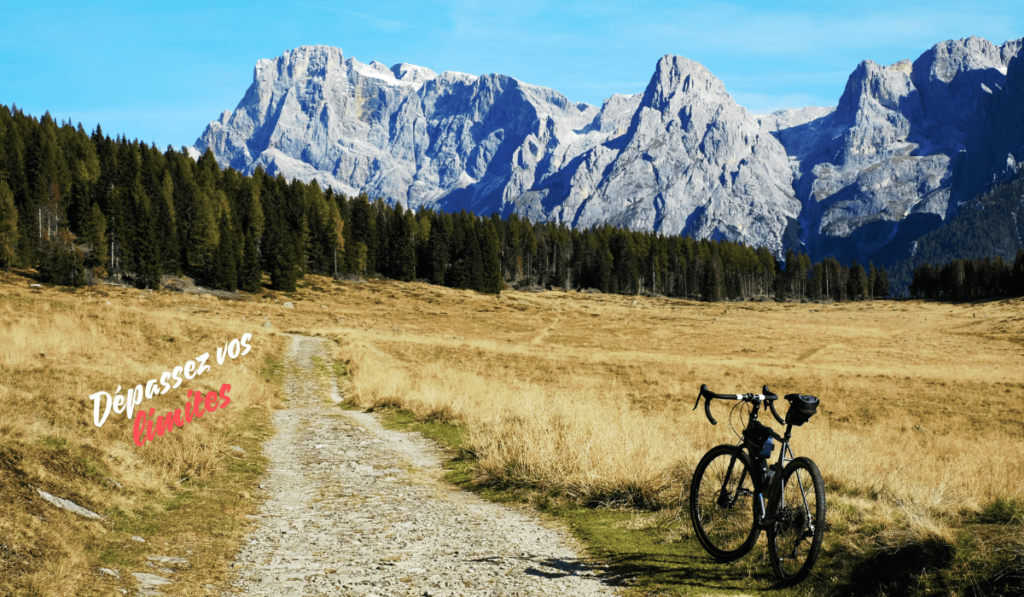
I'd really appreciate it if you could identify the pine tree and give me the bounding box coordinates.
[119,145,161,289]
[83,202,108,273]
[270,254,298,291]
[480,220,503,294]
[38,229,86,287]
[449,214,483,290]
[388,204,415,282]
[351,242,369,276]
[154,171,180,273]
[240,229,262,293]
[413,211,431,279]
[212,211,238,291]
[1014,249,1024,296]
[304,181,330,274]
[704,251,724,302]
[374,199,390,277]
[0,180,17,272]
[847,261,867,300]
[4,114,29,266]
[346,194,377,273]
[170,153,218,276]
[428,214,449,285]
[874,266,890,298]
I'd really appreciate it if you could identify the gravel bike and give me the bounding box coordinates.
[689,384,825,584]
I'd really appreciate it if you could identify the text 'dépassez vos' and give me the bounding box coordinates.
[85,333,255,446]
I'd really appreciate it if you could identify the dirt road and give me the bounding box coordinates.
[223,334,617,597]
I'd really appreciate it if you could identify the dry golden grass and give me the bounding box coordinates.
[275,276,1024,565]
[3,269,1022,593]
[0,273,285,596]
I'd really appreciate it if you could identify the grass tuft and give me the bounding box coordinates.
[979,495,1024,525]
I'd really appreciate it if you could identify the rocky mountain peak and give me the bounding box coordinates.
[196,37,1024,267]
[390,63,438,87]
[642,55,727,113]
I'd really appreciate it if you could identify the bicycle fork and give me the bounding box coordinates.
[716,454,754,509]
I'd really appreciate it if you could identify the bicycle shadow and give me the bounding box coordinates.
[595,547,780,592]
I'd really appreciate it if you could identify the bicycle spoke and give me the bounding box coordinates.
[690,446,760,561]
[767,457,825,584]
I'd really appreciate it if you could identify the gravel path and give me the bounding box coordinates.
[224,334,618,597]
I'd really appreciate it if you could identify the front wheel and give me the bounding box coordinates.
[766,456,826,584]
[689,445,759,561]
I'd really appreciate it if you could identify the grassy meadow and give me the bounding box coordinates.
[2,269,1022,595]
[0,272,286,596]
[316,276,1024,594]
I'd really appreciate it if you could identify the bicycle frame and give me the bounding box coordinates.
[744,440,815,540]
[725,423,810,529]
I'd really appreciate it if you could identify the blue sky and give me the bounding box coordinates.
[1,1,1020,149]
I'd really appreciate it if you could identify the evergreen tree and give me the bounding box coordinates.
[612,232,639,294]
[154,171,179,273]
[910,263,938,298]
[331,204,345,278]
[413,211,431,279]
[449,213,483,290]
[1014,249,1024,296]
[347,194,377,273]
[704,251,724,302]
[212,211,238,291]
[350,242,369,276]
[303,181,331,274]
[388,203,415,281]
[480,220,503,294]
[239,229,262,293]
[270,248,298,291]
[82,202,108,272]
[0,180,17,272]
[867,262,878,299]
[428,214,449,285]
[847,261,867,299]
[335,191,355,274]
[38,229,86,287]
[874,266,890,298]
[170,153,218,276]
[238,175,264,240]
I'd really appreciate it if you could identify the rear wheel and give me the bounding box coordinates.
[766,457,826,584]
[689,445,759,561]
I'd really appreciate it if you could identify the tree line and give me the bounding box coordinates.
[887,170,1024,295]
[909,253,1024,300]
[1,104,1020,303]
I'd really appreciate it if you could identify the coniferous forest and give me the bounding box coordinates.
[1,105,1022,302]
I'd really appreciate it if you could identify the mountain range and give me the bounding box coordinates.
[193,37,1024,266]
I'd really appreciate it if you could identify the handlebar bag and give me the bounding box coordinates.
[784,394,820,426]
[743,420,774,457]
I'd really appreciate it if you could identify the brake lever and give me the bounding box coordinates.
[763,384,785,425]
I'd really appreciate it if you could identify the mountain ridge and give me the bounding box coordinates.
[195,37,1024,265]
